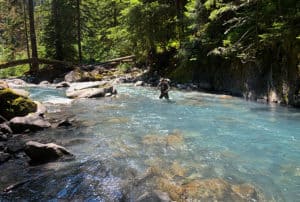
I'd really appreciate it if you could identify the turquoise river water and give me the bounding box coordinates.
[0,84,299,201]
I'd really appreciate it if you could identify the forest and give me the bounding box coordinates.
[0,0,300,105]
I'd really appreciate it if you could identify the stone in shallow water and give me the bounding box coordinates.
[166,132,184,147]
[136,190,172,202]
[66,86,115,99]
[155,177,261,202]
[171,161,187,177]
[0,123,13,135]
[0,152,11,163]
[142,130,184,148]
[9,114,51,133]
[105,117,129,124]
[24,141,73,164]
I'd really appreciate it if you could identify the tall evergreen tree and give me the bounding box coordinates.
[43,0,77,62]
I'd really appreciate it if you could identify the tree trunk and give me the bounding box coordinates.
[23,0,31,69]
[28,0,39,73]
[77,0,82,63]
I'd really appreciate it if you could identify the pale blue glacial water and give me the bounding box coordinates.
[1,84,299,201]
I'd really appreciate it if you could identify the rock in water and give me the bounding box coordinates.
[66,85,116,98]
[39,80,51,86]
[0,152,11,164]
[9,114,51,133]
[25,141,73,164]
[55,81,70,88]
[135,81,144,86]
[34,101,47,116]
[0,123,13,135]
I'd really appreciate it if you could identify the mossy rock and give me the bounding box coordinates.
[0,88,37,120]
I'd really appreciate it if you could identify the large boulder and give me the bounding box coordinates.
[9,114,51,133]
[67,81,108,92]
[25,141,73,164]
[66,86,114,98]
[0,88,37,121]
[66,81,116,98]
[64,69,102,83]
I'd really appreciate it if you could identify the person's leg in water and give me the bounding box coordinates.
[159,93,163,99]
[159,92,169,99]
[164,92,169,99]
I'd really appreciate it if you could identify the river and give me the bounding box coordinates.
[1,84,299,201]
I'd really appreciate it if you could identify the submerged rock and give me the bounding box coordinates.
[156,177,260,202]
[24,141,73,164]
[0,152,11,164]
[6,136,26,154]
[9,114,51,133]
[52,118,73,128]
[136,190,172,202]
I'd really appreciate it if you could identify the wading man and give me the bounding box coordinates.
[157,78,170,99]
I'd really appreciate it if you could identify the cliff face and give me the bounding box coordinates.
[170,41,300,107]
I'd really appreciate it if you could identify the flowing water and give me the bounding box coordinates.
[1,84,300,201]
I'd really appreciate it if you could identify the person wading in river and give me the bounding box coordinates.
[157,78,170,99]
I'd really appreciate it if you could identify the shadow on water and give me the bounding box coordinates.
[1,160,127,201]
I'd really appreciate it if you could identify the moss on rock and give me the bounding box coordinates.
[0,88,37,120]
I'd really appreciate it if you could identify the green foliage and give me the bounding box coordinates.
[118,62,132,73]
[169,65,193,83]
[0,65,29,78]
[0,1,28,62]
[42,0,78,61]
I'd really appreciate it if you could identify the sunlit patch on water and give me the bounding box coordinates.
[1,84,299,201]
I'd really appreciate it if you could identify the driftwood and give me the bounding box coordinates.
[0,55,135,70]
[101,55,135,65]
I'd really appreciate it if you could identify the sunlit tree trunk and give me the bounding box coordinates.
[28,0,39,73]
[23,0,31,69]
[77,0,82,63]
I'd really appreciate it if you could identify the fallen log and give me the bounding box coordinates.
[0,55,135,70]
[0,58,73,70]
[102,55,135,64]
